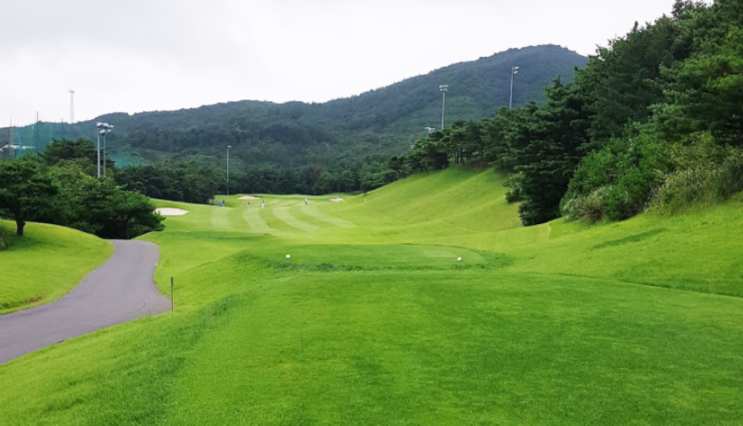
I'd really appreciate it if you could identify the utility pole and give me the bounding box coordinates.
[439,85,448,129]
[510,66,520,109]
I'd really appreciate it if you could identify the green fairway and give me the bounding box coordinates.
[0,221,113,314]
[1,167,742,425]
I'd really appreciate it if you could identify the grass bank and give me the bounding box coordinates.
[0,220,113,314]
[1,167,742,425]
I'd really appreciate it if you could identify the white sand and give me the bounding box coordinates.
[239,195,261,200]
[155,207,189,216]
[330,198,344,202]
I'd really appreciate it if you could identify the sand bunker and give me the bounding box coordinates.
[239,195,261,200]
[155,207,189,216]
[330,198,344,202]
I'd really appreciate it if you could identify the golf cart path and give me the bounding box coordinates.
[0,240,170,364]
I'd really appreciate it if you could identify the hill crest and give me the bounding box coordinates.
[2,45,587,169]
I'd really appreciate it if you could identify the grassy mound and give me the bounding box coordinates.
[1,167,742,425]
[0,221,114,314]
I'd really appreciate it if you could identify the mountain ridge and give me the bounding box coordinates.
[2,44,587,168]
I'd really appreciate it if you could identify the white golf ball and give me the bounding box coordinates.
[457,257,462,261]
[286,254,291,259]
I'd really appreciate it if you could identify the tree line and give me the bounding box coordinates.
[0,138,164,239]
[115,154,405,198]
[398,0,743,226]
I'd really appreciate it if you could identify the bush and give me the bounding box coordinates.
[504,172,525,203]
[561,129,669,222]
[0,228,6,251]
[562,186,611,223]
[653,136,743,214]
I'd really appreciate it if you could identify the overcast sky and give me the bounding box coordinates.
[1,0,680,127]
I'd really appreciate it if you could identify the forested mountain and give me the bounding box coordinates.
[1,45,586,171]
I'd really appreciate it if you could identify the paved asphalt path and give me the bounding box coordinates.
[0,240,171,364]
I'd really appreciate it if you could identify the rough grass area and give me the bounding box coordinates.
[1,168,742,425]
[0,220,113,314]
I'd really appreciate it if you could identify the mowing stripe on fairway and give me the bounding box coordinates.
[210,206,232,230]
[284,205,343,231]
[300,204,357,229]
[242,204,272,234]
[272,206,320,232]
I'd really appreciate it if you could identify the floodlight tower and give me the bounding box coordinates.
[9,119,14,159]
[439,84,448,129]
[96,122,114,178]
[226,145,232,196]
[35,112,39,153]
[509,67,520,109]
[69,90,75,124]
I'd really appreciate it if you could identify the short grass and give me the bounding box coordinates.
[0,221,113,314]
[1,167,742,425]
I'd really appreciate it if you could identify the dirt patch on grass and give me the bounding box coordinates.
[239,196,261,200]
[330,198,344,202]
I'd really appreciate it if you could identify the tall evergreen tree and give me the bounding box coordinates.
[0,157,58,236]
[513,80,591,225]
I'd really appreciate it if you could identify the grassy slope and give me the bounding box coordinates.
[0,221,113,314]
[1,167,742,425]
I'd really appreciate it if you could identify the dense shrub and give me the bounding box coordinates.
[653,136,743,214]
[561,186,611,223]
[503,172,524,203]
[561,131,669,222]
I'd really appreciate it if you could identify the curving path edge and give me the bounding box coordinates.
[0,240,170,364]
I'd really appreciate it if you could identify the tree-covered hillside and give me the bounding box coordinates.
[1,45,586,171]
[402,0,743,227]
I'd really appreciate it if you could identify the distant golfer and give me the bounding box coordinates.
[247,202,250,207]
[262,200,265,208]
[305,198,308,206]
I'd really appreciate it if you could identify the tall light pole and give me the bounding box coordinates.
[96,122,113,178]
[510,66,520,109]
[226,145,232,196]
[439,85,448,129]
[69,90,75,124]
